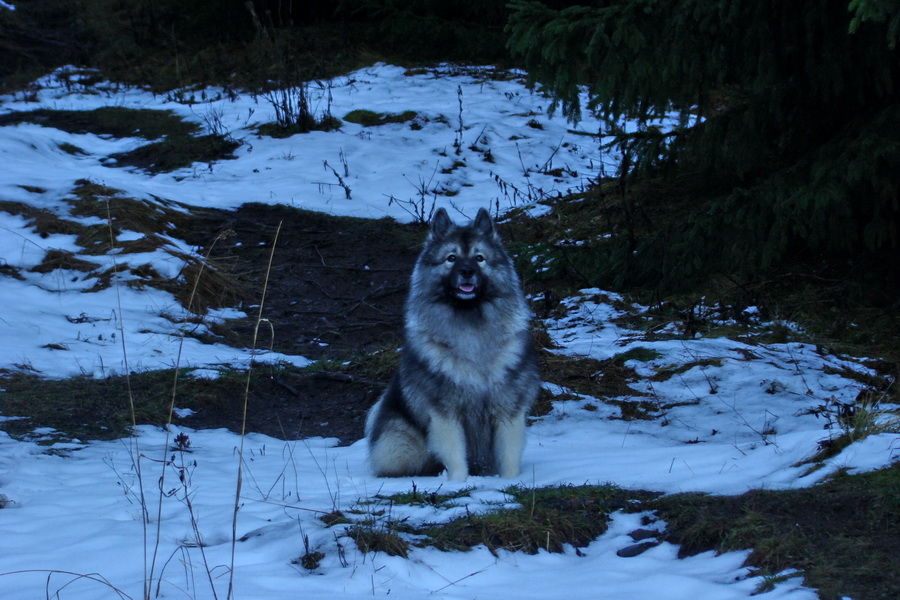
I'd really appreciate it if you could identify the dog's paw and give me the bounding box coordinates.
[446,469,469,482]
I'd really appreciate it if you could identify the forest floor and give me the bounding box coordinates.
[0,11,898,599]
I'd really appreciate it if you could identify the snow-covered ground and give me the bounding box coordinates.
[0,64,897,600]
[0,63,624,378]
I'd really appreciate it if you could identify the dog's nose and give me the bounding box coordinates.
[459,267,475,279]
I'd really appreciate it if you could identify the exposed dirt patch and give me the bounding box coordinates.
[174,367,389,446]
[166,203,425,444]
[180,202,423,360]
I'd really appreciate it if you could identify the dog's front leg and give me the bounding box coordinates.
[494,414,526,478]
[428,413,468,482]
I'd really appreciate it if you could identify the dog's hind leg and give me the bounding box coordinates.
[368,415,438,477]
[428,413,468,482]
[494,414,526,478]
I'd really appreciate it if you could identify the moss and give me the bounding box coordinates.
[650,358,723,382]
[343,109,418,127]
[256,116,342,138]
[0,107,200,139]
[612,346,663,364]
[108,133,240,173]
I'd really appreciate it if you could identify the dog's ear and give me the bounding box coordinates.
[473,207,497,238]
[430,207,454,239]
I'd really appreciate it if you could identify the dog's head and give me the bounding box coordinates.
[418,207,511,305]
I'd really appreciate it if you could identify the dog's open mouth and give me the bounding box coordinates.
[456,283,477,299]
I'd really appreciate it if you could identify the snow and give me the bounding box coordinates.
[0,63,630,378]
[0,64,897,600]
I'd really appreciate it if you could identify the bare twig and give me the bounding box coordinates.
[323,160,352,199]
[0,569,134,600]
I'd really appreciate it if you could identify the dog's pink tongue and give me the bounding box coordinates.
[459,284,476,293]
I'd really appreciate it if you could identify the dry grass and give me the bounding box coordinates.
[29,249,100,274]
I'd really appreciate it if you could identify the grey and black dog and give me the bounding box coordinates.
[365,207,539,481]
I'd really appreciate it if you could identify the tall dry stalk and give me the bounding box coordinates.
[228,221,283,600]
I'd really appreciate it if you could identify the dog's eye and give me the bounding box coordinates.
[446,254,457,263]
[475,255,485,263]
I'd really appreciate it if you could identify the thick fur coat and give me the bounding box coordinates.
[365,208,539,481]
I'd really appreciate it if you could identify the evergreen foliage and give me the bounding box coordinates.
[850,0,900,47]
[507,0,900,289]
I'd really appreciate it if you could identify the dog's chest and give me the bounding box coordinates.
[419,326,522,387]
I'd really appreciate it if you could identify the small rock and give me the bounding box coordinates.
[628,528,659,542]
[616,540,660,558]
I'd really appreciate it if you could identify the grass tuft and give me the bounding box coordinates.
[540,352,646,400]
[293,550,325,570]
[376,484,475,508]
[347,524,410,557]
[320,511,352,527]
[162,251,249,315]
[420,484,654,555]
[802,387,900,466]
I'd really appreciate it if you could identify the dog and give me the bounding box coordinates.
[365,207,539,481]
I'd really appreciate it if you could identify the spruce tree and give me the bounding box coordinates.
[507,0,900,289]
